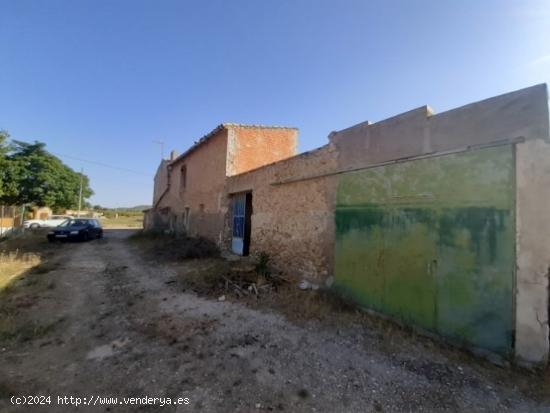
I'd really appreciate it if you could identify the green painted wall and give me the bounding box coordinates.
[334,146,515,355]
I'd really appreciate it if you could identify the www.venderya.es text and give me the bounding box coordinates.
[11,395,191,407]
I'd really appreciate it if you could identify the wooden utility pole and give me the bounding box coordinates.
[77,168,83,217]
[20,205,25,231]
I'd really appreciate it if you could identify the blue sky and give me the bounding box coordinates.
[1,0,549,207]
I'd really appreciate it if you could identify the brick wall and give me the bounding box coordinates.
[151,129,229,243]
[227,126,298,176]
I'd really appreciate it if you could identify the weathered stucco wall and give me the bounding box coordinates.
[146,130,229,242]
[144,160,173,231]
[227,126,298,176]
[331,84,548,170]
[515,138,550,365]
[152,160,170,207]
[226,144,338,280]
[168,129,229,242]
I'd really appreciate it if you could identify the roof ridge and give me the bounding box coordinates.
[168,122,297,165]
[222,123,298,130]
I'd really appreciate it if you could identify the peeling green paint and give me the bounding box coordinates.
[334,146,515,355]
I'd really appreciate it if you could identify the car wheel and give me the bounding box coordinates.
[30,223,40,229]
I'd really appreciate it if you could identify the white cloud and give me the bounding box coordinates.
[528,53,550,67]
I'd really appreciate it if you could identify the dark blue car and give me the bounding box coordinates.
[47,218,103,242]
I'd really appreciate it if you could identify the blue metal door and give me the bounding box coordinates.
[232,194,246,255]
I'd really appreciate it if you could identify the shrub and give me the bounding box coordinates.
[255,252,271,276]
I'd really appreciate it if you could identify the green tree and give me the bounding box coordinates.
[0,131,8,198]
[0,130,9,156]
[0,135,94,210]
[0,130,19,203]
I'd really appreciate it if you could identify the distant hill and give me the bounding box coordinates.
[97,205,151,212]
[123,205,151,211]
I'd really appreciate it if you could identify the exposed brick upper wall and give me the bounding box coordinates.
[226,126,298,176]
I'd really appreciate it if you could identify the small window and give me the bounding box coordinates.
[199,204,205,213]
[180,165,187,190]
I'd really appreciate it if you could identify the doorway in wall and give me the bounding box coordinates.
[231,192,252,256]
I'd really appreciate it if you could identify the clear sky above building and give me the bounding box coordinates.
[1,0,549,207]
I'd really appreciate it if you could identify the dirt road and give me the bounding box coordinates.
[0,230,548,412]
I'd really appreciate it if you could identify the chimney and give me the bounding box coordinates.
[170,150,178,161]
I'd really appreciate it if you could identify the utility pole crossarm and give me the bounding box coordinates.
[153,140,165,159]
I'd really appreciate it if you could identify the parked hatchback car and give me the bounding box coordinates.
[47,218,103,242]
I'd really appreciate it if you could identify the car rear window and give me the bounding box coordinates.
[60,219,90,227]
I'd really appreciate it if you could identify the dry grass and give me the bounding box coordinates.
[129,230,219,260]
[174,258,231,293]
[0,229,63,343]
[0,251,41,291]
[169,253,363,324]
[254,284,359,322]
[100,214,143,228]
[0,228,56,254]
[0,307,57,342]
[0,229,60,292]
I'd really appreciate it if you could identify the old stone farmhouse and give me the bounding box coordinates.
[145,84,550,367]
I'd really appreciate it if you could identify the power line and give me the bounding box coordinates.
[51,152,153,177]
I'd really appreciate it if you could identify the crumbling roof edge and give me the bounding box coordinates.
[169,123,298,166]
[222,123,298,130]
